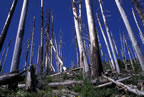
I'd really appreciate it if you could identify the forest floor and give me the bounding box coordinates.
[0,63,144,97]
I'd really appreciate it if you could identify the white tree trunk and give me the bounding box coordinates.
[115,0,144,71]
[72,0,89,75]
[132,8,144,44]
[10,0,29,72]
[85,0,103,78]
[99,0,120,73]
[96,14,115,71]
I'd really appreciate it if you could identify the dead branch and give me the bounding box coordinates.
[103,75,144,96]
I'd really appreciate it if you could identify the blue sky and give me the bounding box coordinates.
[0,0,143,73]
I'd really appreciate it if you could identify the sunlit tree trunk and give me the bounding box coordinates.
[9,0,29,90]
[0,0,17,51]
[85,0,103,78]
[115,0,144,71]
[10,0,29,73]
[99,0,120,73]
[72,0,90,76]
[24,40,30,71]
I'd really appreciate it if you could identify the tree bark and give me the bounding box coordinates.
[115,0,144,71]
[0,0,17,51]
[85,0,103,78]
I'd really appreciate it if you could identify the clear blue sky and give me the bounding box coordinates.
[0,0,143,73]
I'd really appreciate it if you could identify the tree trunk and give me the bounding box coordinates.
[0,0,17,51]
[99,0,120,73]
[132,8,144,44]
[30,16,35,65]
[9,0,29,90]
[96,13,115,71]
[24,40,30,71]
[85,0,103,78]
[132,0,144,25]
[72,0,90,76]
[115,0,144,71]
[39,0,44,74]
[10,0,29,73]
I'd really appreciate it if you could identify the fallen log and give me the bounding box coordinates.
[103,75,144,96]
[0,70,26,86]
[97,76,131,88]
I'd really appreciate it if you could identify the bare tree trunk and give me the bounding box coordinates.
[30,17,35,65]
[132,0,144,25]
[9,0,29,89]
[99,0,120,73]
[110,31,120,60]
[0,0,17,51]
[124,35,135,71]
[10,0,29,73]
[85,0,103,78]
[96,14,115,71]
[24,40,30,71]
[115,0,144,71]
[72,0,90,76]
[132,8,144,44]
[39,0,44,74]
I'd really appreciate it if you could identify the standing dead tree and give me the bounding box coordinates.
[132,8,144,44]
[72,0,90,76]
[0,49,6,72]
[0,0,17,51]
[99,0,120,73]
[115,0,144,71]
[10,0,29,73]
[85,0,103,78]
[9,0,29,89]
[132,0,144,25]
[30,17,35,65]
[39,0,44,74]
[24,40,30,71]
[96,13,115,71]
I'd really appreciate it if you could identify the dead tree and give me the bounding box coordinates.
[132,8,144,44]
[115,0,144,71]
[24,40,30,71]
[0,0,17,51]
[72,0,90,76]
[85,0,103,78]
[110,31,120,60]
[96,13,115,71]
[39,0,44,74]
[10,0,29,73]
[45,10,51,74]
[9,0,29,90]
[132,0,144,25]
[99,0,120,73]
[124,35,135,71]
[30,17,35,65]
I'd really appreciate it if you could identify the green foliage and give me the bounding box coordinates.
[62,73,68,80]
[45,76,53,83]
